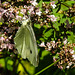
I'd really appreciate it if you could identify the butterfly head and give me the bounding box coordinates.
[22,18,31,27]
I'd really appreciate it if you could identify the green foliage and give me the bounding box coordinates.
[0,0,75,75]
[43,29,53,38]
[66,31,75,43]
[34,24,41,29]
[65,1,75,6]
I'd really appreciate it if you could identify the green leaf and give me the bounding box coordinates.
[65,1,75,6]
[38,0,43,8]
[44,1,50,4]
[53,54,59,59]
[60,18,66,23]
[71,16,75,23]
[40,50,50,60]
[61,4,69,11]
[0,22,2,25]
[44,29,53,37]
[34,24,41,29]
[66,31,75,43]
[73,47,75,51]
[18,12,23,17]
[0,59,5,67]
[53,8,58,14]
[39,38,45,41]
[7,60,13,65]
[7,64,13,71]
[53,22,60,31]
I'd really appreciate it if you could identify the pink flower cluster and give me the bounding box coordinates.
[0,0,57,53]
[39,39,75,69]
[0,35,14,51]
[0,26,18,52]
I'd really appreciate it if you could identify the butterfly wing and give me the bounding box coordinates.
[26,22,38,67]
[14,20,38,67]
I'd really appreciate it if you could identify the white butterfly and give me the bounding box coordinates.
[14,18,39,67]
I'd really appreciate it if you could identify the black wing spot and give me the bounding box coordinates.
[30,50,32,54]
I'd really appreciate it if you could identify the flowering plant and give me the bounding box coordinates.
[0,0,75,75]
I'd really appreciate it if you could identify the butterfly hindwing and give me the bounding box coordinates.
[26,23,38,67]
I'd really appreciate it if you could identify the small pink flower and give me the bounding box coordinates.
[63,38,67,45]
[5,38,9,42]
[24,5,27,8]
[39,42,46,47]
[8,7,14,13]
[36,9,42,16]
[53,57,56,62]
[0,37,5,43]
[28,6,34,14]
[60,66,63,69]
[16,15,22,21]
[8,44,14,49]
[0,49,2,51]
[68,62,72,66]
[30,0,38,6]
[46,42,52,50]
[46,42,50,47]
[72,54,75,60]
[47,15,57,22]
[66,66,70,69]
[50,1,56,9]
[21,9,26,14]
[45,9,49,13]
[51,41,55,48]
[0,37,5,41]
[1,43,7,49]
[31,11,35,15]
[70,49,74,54]
[9,35,12,39]
[48,46,52,51]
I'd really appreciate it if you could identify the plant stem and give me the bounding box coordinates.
[35,59,60,75]
[4,57,7,74]
[62,69,67,75]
